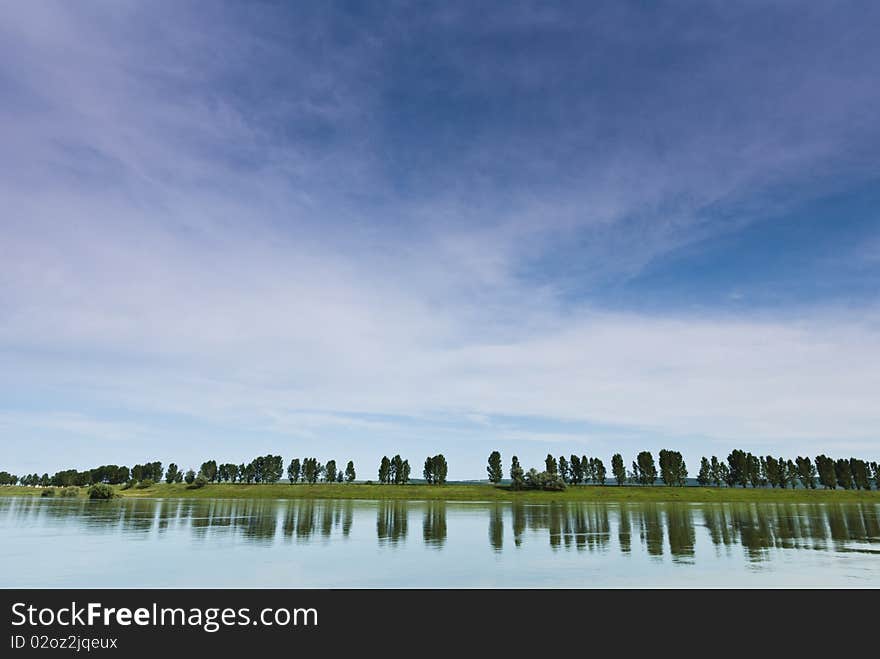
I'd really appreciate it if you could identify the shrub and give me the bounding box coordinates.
[186,474,208,489]
[61,487,79,497]
[135,479,155,489]
[40,488,55,497]
[523,469,566,491]
[88,484,116,500]
[120,480,134,490]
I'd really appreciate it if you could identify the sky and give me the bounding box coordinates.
[1,1,879,479]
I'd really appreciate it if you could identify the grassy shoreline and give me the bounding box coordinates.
[2,482,879,503]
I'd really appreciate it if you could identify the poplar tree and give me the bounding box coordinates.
[697,457,710,486]
[379,456,391,484]
[287,458,301,484]
[558,456,569,484]
[487,451,503,484]
[165,464,181,484]
[509,456,525,490]
[611,453,626,486]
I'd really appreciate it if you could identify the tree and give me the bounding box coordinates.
[611,453,626,486]
[558,456,569,484]
[777,458,794,489]
[593,457,607,486]
[337,471,343,483]
[795,456,816,489]
[302,458,320,484]
[401,460,411,484]
[764,456,781,487]
[200,460,218,483]
[850,458,870,490]
[815,455,836,489]
[583,455,593,483]
[184,469,196,485]
[379,456,391,484]
[635,451,657,486]
[697,457,710,486]
[510,456,525,490]
[287,458,301,484]
[747,453,762,488]
[165,463,181,484]
[345,460,356,483]
[570,455,583,485]
[390,455,404,485]
[487,451,503,484]
[545,454,558,477]
[324,460,337,483]
[659,450,687,487]
[422,456,434,485]
[432,455,448,485]
[709,456,723,487]
[727,450,749,488]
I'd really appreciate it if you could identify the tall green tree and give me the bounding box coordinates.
[593,457,607,486]
[611,454,626,486]
[635,451,657,486]
[726,450,749,488]
[200,460,218,482]
[432,454,448,485]
[659,450,687,487]
[184,469,196,484]
[558,456,570,484]
[165,463,181,484]
[324,460,337,483]
[570,455,583,485]
[287,458,301,484]
[390,455,404,484]
[545,454,558,477]
[510,456,525,490]
[850,458,871,490]
[697,457,710,486]
[379,456,391,484]
[345,460,356,483]
[487,451,503,484]
[815,455,836,489]
[795,456,817,489]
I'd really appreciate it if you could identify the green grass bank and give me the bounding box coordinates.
[2,482,879,503]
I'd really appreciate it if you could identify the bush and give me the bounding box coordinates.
[135,479,155,489]
[523,469,566,491]
[61,487,79,497]
[88,484,116,500]
[187,474,208,490]
[40,488,55,497]
[120,480,134,490]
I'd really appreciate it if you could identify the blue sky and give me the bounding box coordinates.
[1,1,879,479]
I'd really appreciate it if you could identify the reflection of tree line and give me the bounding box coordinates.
[7,498,879,557]
[494,502,879,560]
[701,502,880,559]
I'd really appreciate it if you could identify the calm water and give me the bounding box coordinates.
[1,497,878,587]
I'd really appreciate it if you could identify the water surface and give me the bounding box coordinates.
[1,497,877,587]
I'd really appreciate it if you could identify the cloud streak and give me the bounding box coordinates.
[2,1,879,475]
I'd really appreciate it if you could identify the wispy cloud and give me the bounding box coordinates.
[1,1,879,475]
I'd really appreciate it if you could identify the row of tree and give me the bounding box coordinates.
[7,449,880,490]
[696,452,879,490]
[490,450,880,490]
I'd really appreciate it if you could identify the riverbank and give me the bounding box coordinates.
[2,482,879,502]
